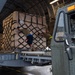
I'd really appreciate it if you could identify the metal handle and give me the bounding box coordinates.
[65,39,69,46]
[65,39,73,60]
[64,34,73,60]
[66,47,73,60]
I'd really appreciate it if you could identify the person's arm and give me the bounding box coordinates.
[17,27,23,33]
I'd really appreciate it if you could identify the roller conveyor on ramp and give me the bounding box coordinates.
[20,51,51,65]
[0,53,33,67]
[0,50,51,67]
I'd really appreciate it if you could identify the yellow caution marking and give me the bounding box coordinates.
[67,5,75,11]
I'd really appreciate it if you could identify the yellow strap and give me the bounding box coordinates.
[49,36,53,39]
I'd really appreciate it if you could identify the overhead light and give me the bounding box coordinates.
[50,0,59,4]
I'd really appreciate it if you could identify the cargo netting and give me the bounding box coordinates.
[2,11,47,52]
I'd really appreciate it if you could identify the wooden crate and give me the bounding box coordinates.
[2,11,47,52]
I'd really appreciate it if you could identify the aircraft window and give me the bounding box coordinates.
[55,12,65,41]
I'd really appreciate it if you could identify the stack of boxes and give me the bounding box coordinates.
[2,11,47,52]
